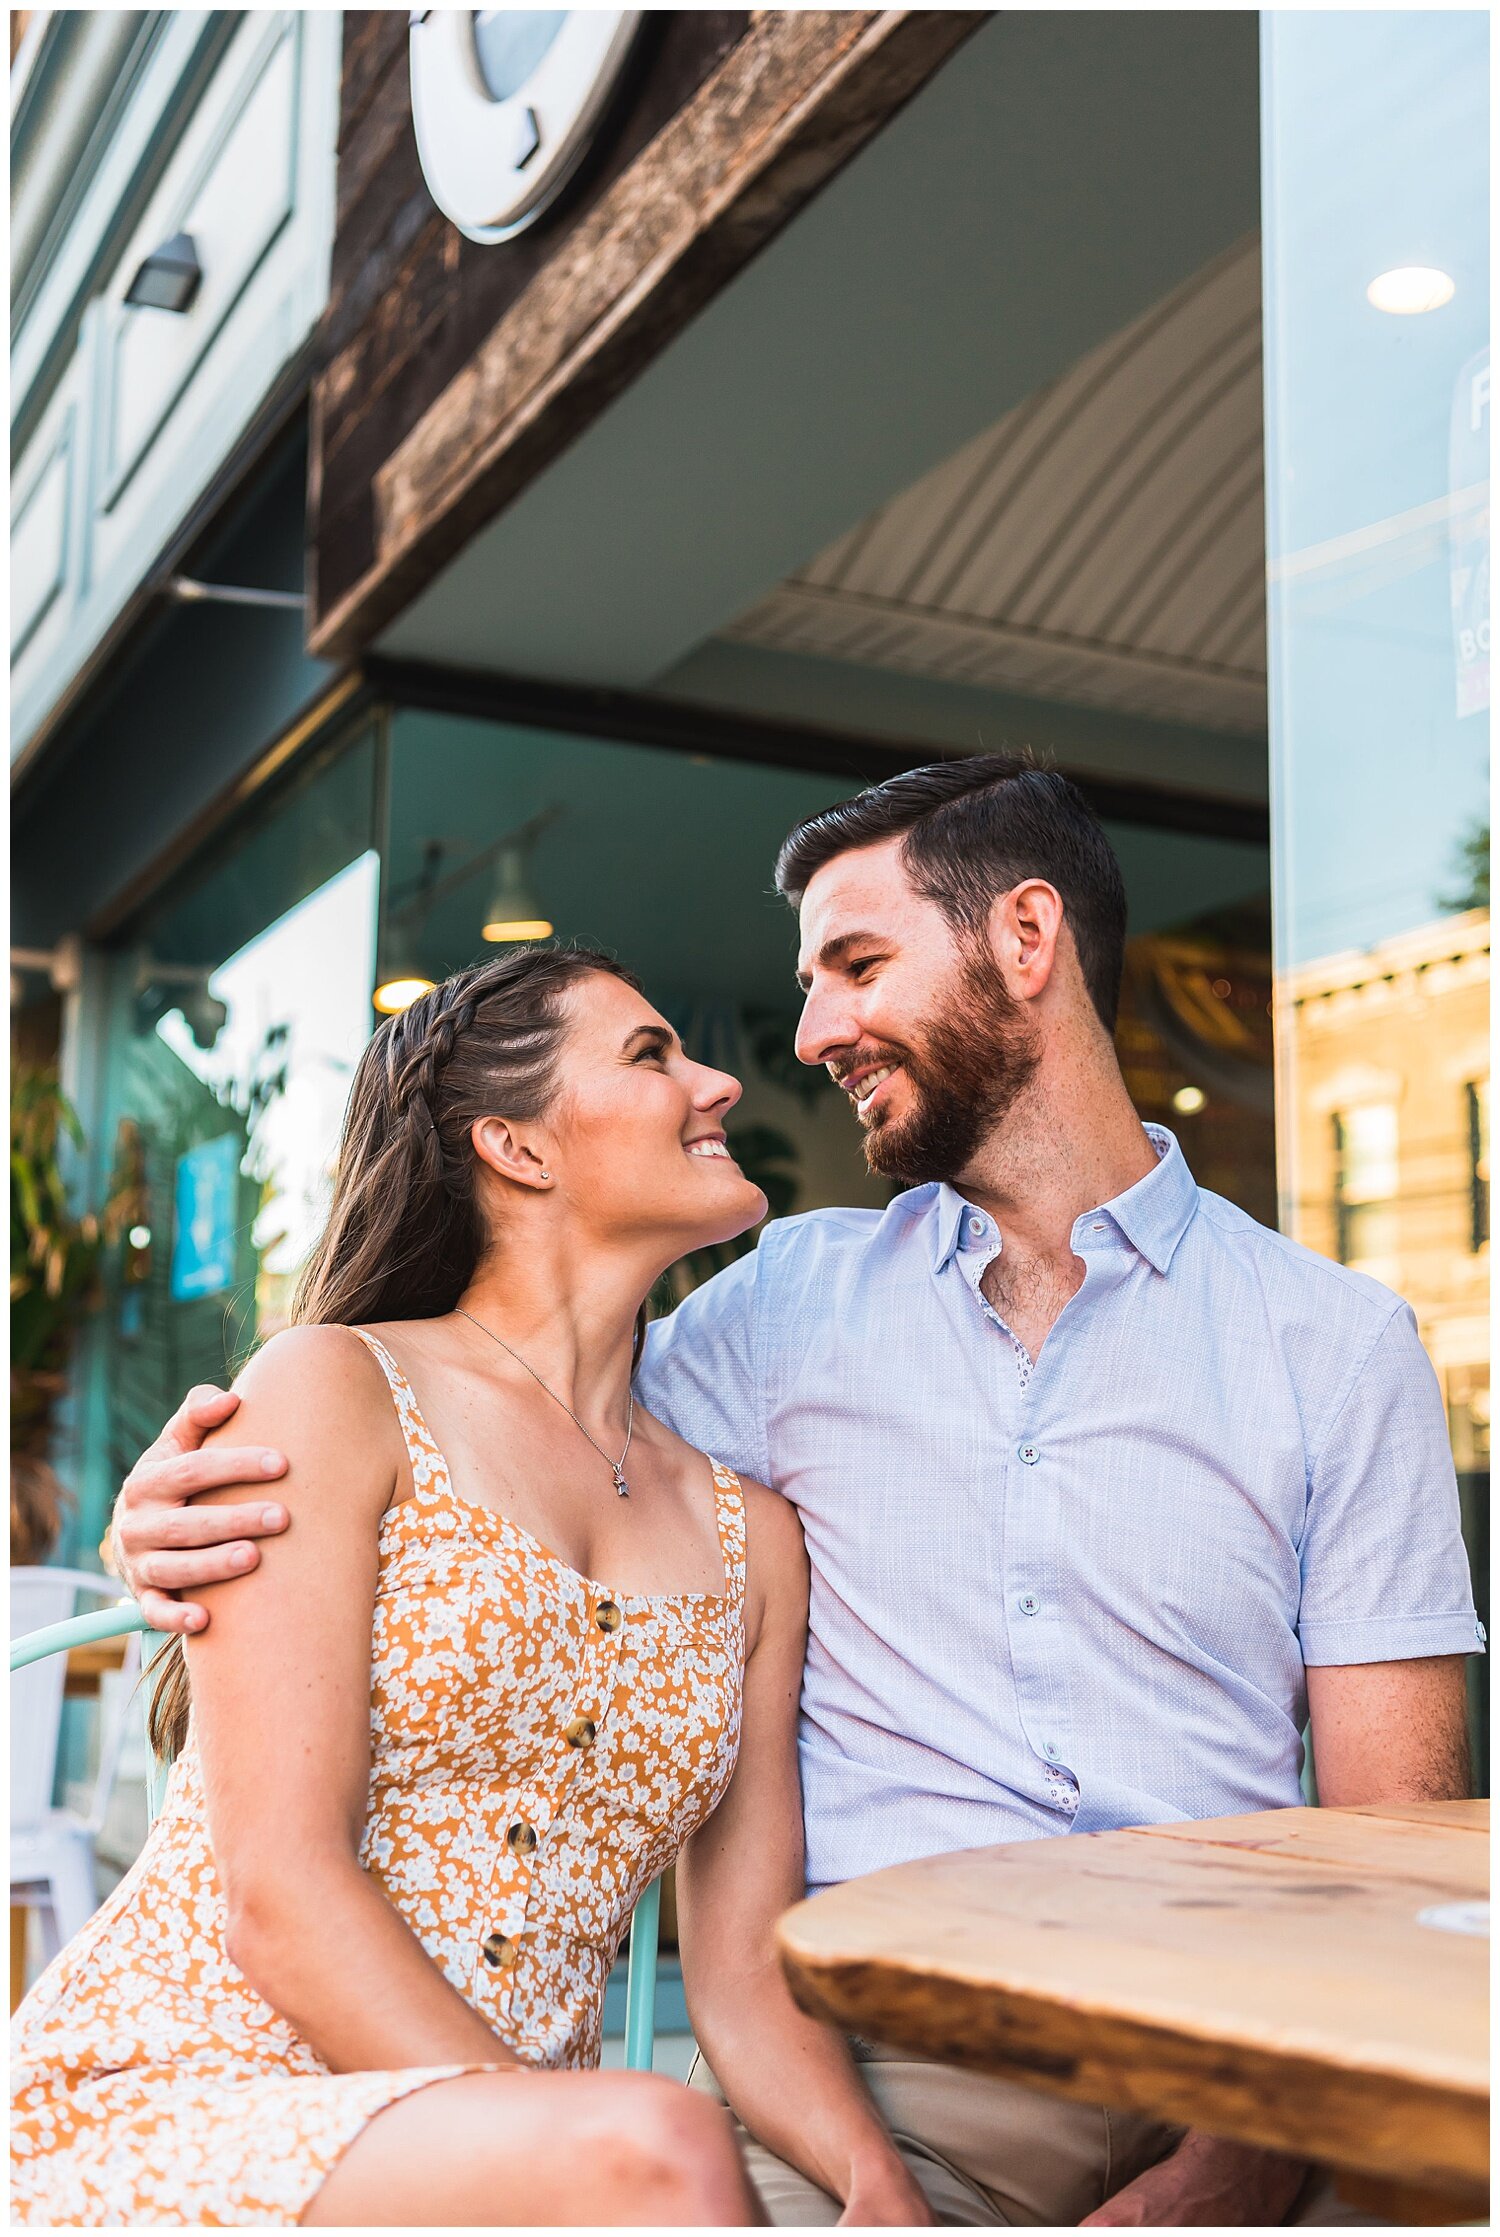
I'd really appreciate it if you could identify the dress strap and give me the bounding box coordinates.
[708,1459,748,1613]
[351,1328,453,1504]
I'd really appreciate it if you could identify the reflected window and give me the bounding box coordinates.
[1467,1078,1489,1252]
[1331,1103,1398,1269]
[154,853,381,1333]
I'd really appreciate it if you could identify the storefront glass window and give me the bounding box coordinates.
[1261,11,1489,1760]
[92,704,1286,1547]
[102,732,379,1501]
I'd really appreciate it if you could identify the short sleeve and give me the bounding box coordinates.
[1298,1303,1485,1666]
[635,1246,772,1486]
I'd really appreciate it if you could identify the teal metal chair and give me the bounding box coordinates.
[8,1603,661,2069]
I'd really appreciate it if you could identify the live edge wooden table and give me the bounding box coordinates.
[777,1802,1488,2224]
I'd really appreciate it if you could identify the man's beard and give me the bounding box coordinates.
[852,950,1041,1187]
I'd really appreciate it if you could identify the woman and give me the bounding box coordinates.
[12,948,931,2228]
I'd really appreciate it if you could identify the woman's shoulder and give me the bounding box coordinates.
[231,1323,399,1437]
[219,1325,407,1509]
[237,1319,375,1385]
[732,1472,807,1576]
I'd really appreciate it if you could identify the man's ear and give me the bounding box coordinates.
[989,879,1065,1000]
[471,1116,552,1190]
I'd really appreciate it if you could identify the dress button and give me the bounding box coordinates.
[1018,1443,1040,1466]
[506,1820,537,1856]
[481,1931,517,1970]
[565,1715,596,1750]
[1043,1741,1060,1761]
[1019,1593,1039,1615]
[968,1215,985,1238]
[595,1600,622,1634]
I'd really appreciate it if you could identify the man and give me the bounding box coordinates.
[112,758,1481,2225]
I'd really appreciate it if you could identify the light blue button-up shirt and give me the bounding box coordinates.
[638,1127,1482,1895]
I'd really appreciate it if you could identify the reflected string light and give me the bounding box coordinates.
[1172,1085,1208,1116]
[1366,266,1455,315]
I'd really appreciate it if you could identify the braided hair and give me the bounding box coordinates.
[148,944,640,1757]
[294,944,640,1325]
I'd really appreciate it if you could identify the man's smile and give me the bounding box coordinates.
[835,1058,904,1117]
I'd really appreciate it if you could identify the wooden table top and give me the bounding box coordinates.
[777,1801,1489,2208]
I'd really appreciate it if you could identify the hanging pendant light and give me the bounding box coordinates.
[482,836,554,943]
[373,923,436,1014]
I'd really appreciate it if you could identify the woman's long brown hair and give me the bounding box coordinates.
[147,945,641,1760]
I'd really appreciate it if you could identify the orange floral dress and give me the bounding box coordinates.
[11,1330,747,2227]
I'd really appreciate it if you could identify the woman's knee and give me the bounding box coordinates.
[306,2069,754,2228]
[582,2076,753,2222]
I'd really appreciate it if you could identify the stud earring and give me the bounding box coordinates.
[540,1169,552,1182]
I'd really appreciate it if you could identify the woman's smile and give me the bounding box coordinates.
[684,1131,737,1164]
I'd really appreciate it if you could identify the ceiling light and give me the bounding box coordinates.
[1172,1085,1207,1116]
[1367,266,1455,315]
[482,839,553,944]
[373,925,435,1014]
[373,971,436,1016]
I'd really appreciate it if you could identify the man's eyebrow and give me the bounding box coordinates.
[794,930,883,992]
[623,1023,676,1054]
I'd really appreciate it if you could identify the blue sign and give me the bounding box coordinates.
[170,1134,241,1302]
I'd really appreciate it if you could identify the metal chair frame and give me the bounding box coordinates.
[9,1605,660,2068]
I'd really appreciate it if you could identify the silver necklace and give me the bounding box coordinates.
[457,1308,635,1497]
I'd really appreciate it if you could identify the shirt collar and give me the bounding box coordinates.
[1099,1124,1199,1274]
[931,1183,972,1275]
[930,1123,1199,1278]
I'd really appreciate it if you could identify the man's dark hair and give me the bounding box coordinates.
[775,756,1128,1032]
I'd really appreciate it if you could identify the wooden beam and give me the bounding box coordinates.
[366,654,1272,843]
[310,11,983,660]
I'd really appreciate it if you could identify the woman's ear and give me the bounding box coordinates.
[471,1116,553,1189]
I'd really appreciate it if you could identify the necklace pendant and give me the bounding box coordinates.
[612,1467,629,1498]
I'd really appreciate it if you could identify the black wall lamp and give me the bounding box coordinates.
[124,230,203,313]
[132,959,228,1050]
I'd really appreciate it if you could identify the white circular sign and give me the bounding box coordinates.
[409,10,642,246]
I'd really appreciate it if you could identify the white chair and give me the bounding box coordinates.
[11,1567,142,1966]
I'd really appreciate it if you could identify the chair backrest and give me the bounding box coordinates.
[10,1592,656,2057]
[10,1568,132,1834]
[80,1630,143,1837]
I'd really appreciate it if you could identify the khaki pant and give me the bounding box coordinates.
[689,2045,1379,2226]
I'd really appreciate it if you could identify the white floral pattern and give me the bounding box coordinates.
[11,1329,747,2226]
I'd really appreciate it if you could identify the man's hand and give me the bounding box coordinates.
[1081,2131,1306,2226]
[110,1386,290,1634]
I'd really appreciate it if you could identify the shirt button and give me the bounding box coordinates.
[565,1715,596,1750]
[1018,1443,1040,1466]
[595,1599,622,1634]
[1019,1593,1040,1615]
[1043,1741,1061,1761]
[506,1820,537,1856]
[481,1931,518,1970]
[968,1215,985,1238]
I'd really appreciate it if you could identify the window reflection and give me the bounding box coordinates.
[107,737,378,1488]
[1262,10,1489,1766]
